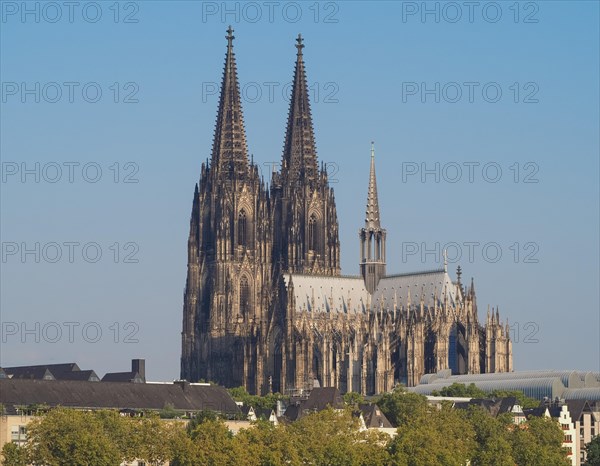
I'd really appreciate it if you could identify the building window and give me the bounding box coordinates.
[239,277,250,316]
[308,214,317,251]
[238,210,247,246]
[11,425,27,443]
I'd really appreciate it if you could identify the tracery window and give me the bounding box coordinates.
[238,210,247,246]
[308,213,317,251]
[239,276,250,316]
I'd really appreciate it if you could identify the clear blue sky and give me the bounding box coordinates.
[1,1,598,381]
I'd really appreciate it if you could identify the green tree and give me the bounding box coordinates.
[376,386,428,427]
[13,408,184,466]
[343,391,366,406]
[25,408,122,466]
[510,416,570,466]
[431,382,486,398]
[129,413,185,464]
[228,386,252,403]
[488,389,539,409]
[235,420,301,466]
[388,404,476,466]
[287,407,390,466]
[1,443,28,466]
[466,407,515,466]
[94,409,138,461]
[227,386,288,411]
[172,418,243,466]
[159,402,184,419]
[186,409,221,433]
[585,435,600,465]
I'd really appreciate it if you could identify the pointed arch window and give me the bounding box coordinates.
[239,276,250,317]
[237,209,247,246]
[308,213,318,251]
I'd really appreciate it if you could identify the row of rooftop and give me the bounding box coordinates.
[1,365,594,434]
[2,359,599,466]
[3,359,600,403]
[0,359,393,426]
[0,359,147,384]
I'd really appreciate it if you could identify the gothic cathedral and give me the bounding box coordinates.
[181,28,512,395]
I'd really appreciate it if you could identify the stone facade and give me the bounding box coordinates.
[180,28,512,395]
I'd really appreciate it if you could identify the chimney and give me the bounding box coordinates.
[132,359,145,382]
[174,380,189,391]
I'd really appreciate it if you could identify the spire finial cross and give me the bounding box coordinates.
[296,33,304,54]
[371,141,375,158]
[226,25,235,47]
[443,249,448,272]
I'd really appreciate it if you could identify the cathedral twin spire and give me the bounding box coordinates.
[210,26,249,179]
[281,34,319,186]
[210,26,386,289]
[204,28,340,278]
[211,28,319,187]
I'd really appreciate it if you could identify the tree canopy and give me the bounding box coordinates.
[585,435,600,465]
[1,394,570,466]
[228,386,288,411]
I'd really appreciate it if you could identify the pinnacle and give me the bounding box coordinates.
[281,34,318,185]
[365,142,382,229]
[211,27,249,178]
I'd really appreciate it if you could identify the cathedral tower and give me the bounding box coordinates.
[181,27,272,393]
[360,143,386,293]
[271,35,341,277]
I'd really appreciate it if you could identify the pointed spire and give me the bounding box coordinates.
[189,183,200,242]
[281,33,318,185]
[211,26,249,178]
[365,142,382,229]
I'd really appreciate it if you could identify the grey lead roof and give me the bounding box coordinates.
[373,269,458,310]
[0,379,240,415]
[285,269,459,315]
